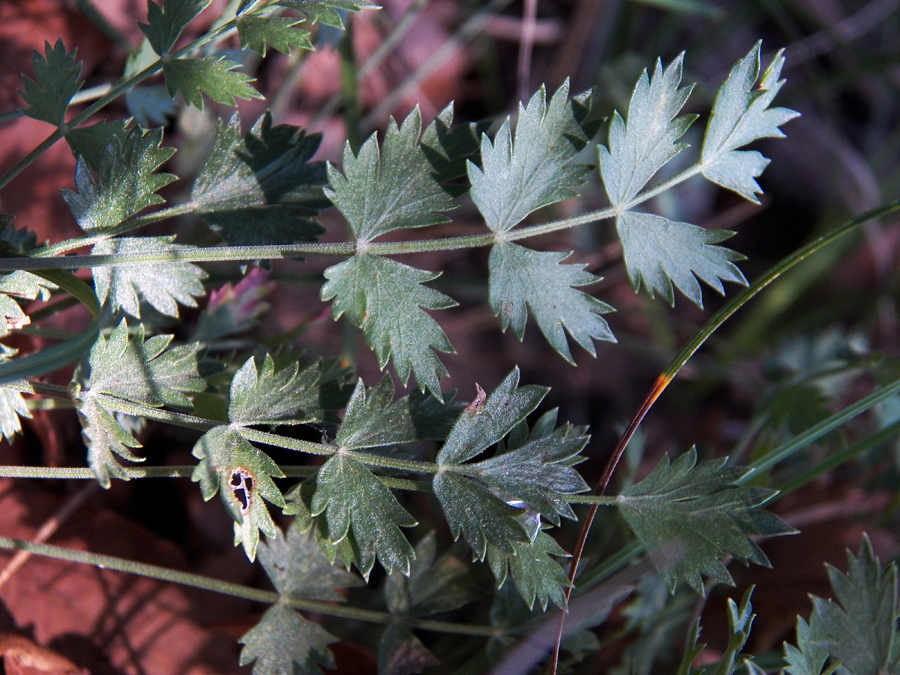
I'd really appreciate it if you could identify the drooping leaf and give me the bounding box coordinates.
[140,0,211,56]
[61,127,176,233]
[326,107,456,242]
[701,42,800,202]
[277,0,378,28]
[258,522,362,601]
[616,447,795,592]
[91,236,207,318]
[192,426,286,560]
[237,15,314,55]
[489,241,615,363]
[378,626,440,675]
[810,535,900,675]
[239,604,337,675]
[468,80,592,233]
[783,615,832,675]
[321,254,456,397]
[228,353,325,425]
[162,57,260,109]
[20,38,82,127]
[437,368,547,466]
[190,113,327,245]
[336,376,464,450]
[598,53,696,206]
[420,103,488,195]
[309,453,417,578]
[384,531,480,617]
[616,211,747,306]
[64,120,129,171]
[487,529,571,611]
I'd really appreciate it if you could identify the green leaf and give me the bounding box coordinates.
[76,319,205,409]
[125,85,179,128]
[616,211,747,306]
[708,587,756,675]
[420,103,488,196]
[616,447,795,592]
[598,53,696,206]
[91,236,207,318]
[162,57,260,109]
[378,626,440,675]
[228,353,325,425]
[321,254,456,397]
[0,271,57,336]
[64,120,129,171]
[192,426,286,560]
[325,107,456,242]
[701,42,800,202]
[277,0,378,28]
[384,531,480,617]
[61,127,176,234]
[432,472,530,560]
[75,396,144,488]
[465,424,590,524]
[487,529,571,610]
[237,15,313,55]
[783,615,831,675]
[437,368,547,466]
[336,375,464,450]
[191,113,327,245]
[468,80,592,233]
[192,267,274,343]
[309,453,417,577]
[20,38,82,127]
[258,522,362,601]
[489,241,615,363]
[810,535,899,675]
[0,349,31,441]
[140,0,210,56]
[239,604,337,675]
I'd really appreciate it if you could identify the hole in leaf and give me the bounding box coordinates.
[229,468,256,515]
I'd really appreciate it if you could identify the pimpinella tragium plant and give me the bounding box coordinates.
[3,1,900,673]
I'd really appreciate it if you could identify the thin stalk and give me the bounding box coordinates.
[551,198,900,670]
[0,536,496,636]
[339,19,362,154]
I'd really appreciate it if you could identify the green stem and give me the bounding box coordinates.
[0,536,496,637]
[339,18,361,154]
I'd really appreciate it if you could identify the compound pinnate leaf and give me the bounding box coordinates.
[192,426,286,560]
[701,42,800,202]
[616,211,747,307]
[258,523,362,601]
[810,535,900,675]
[321,254,456,397]
[162,57,260,110]
[237,15,313,55]
[326,107,455,242]
[239,604,337,675]
[598,53,696,206]
[336,376,463,450]
[489,242,615,363]
[277,0,377,28]
[310,453,417,578]
[20,38,82,127]
[61,127,176,233]
[468,80,591,233]
[140,0,210,55]
[91,236,207,319]
[487,529,571,611]
[616,447,794,592]
[228,353,324,425]
[437,368,546,466]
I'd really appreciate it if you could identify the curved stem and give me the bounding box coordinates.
[0,536,497,637]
